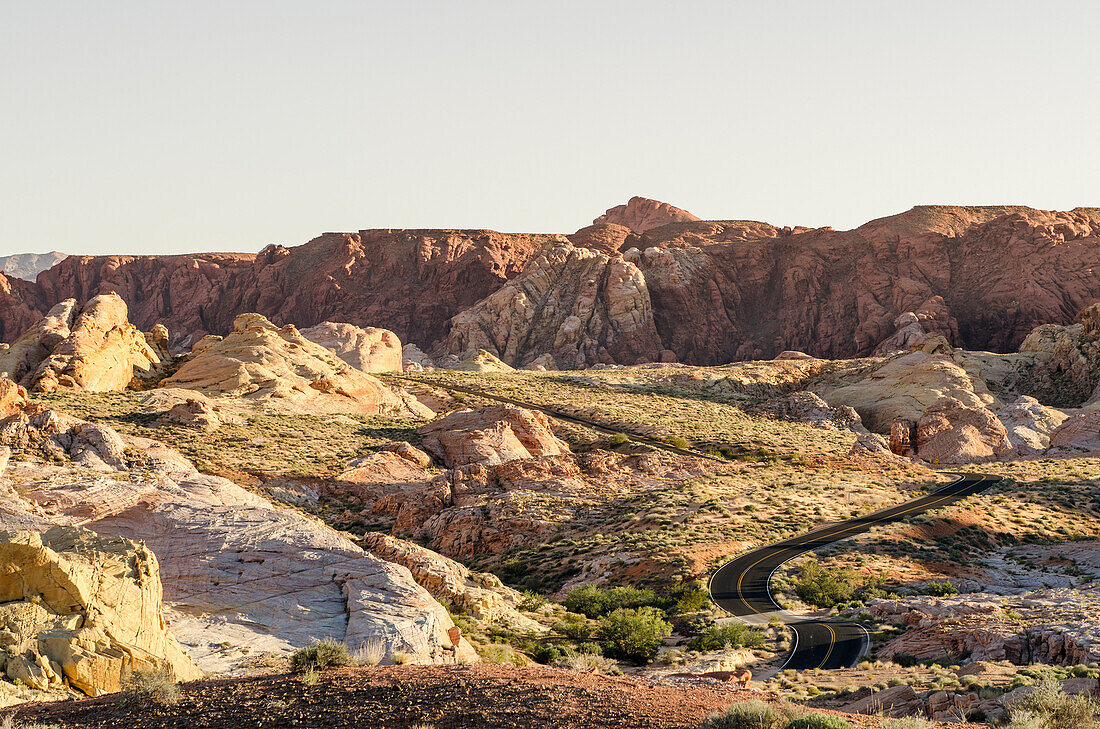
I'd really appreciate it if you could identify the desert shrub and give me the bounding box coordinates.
[351,636,384,667]
[783,715,852,729]
[1,716,60,729]
[794,561,855,608]
[517,590,547,611]
[688,623,766,652]
[553,612,597,641]
[553,652,622,675]
[477,643,526,665]
[667,436,691,449]
[701,700,785,729]
[922,581,959,597]
[879,718,935,729]
[1007,678,1100,729]
[669,580,712,614]
[608,432,630,446]
[597,607,672,663]
[118,664,181,707]
[562,584,661,618]
[290,639,350,674]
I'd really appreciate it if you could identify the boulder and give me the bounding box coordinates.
[162,313,422,416]
[757,391,865,432]
[299,321,402,373]
[995,396,1068,455]
[1049,409,1100,453]
[0,526,201,696]
[361,532,544,632]
[0,295,170,392]
[914,396,1013,463]
[418,405,570,467]
[153,398,243,432]
[450,349,514,373]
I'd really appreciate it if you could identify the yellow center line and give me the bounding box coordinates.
[818,623,837,669]
[733,475,984,615]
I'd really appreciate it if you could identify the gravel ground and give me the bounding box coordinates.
[11,665,963,729]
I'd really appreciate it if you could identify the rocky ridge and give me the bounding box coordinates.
[5,203,1100,369]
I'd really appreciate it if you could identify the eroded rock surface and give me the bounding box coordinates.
[163,313,424,416]
[0,526,201,697]
[592,197,700,233]
[444,243,663,369]
[0,295,169,392]
[0,391,476,673]
[418,405,569,467]
[300,321,402,373]
[914,396,1013,463]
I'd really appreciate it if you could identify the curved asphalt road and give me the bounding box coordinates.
[709,473,1002,670]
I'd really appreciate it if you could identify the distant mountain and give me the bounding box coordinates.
[0,251,66,281]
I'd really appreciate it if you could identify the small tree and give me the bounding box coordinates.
[597,607,671,663]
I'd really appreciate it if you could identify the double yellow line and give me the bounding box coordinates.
[727,474,992,668]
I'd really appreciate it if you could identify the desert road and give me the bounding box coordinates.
[709,473,1001,670]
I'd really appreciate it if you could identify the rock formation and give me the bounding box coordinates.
[913,396,1013,463]
[417,405,569,467]
[755,391,865,432]
[361,533,543,632]
[0,526,202,697]
[162,313,425,416]
[0,386,476,671]
[994,396,1068,456]
[0,295,170,392]
[872,297,960,355]
[1048,409,1100,453]
[5,205,1100,367]
[444,243,664,369]
[299,322,402,373]
[592,197,700,233]
[816,351,998,432]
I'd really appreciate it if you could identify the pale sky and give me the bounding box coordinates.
[2,1,1098,256]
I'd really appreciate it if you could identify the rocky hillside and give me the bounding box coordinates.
[3,202,1100,368]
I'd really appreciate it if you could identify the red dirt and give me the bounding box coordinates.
[10,665,939,729]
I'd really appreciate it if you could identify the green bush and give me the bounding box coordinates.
[701,700,785,729]
[794,561,855,608]
[688,623,766,652]
[922,581,959,597]
[290,639,351,674]
[783,715,852,729]
[597,607,672,663]
[553,613,597,641]
[561,584,661,618]
[608,432,630,446]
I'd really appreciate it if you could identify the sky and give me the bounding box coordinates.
[2,1,1099,256]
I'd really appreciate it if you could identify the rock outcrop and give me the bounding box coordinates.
[417,405,569,467]
[299,322,402,373]
[592,197,700,233]
[872,297,960,355]
[0,392,476,672]
[162,313,423,416]
[0,295,170,392]
[153,398,243,432]
[361,533,544,632]
[817,351,998,432]
[444,243,663,369]
[1048,409,1100,453]
[913,396,1013,463]
[0,526,202,697]
[756,391,865,432]
[995,396,1068,456]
